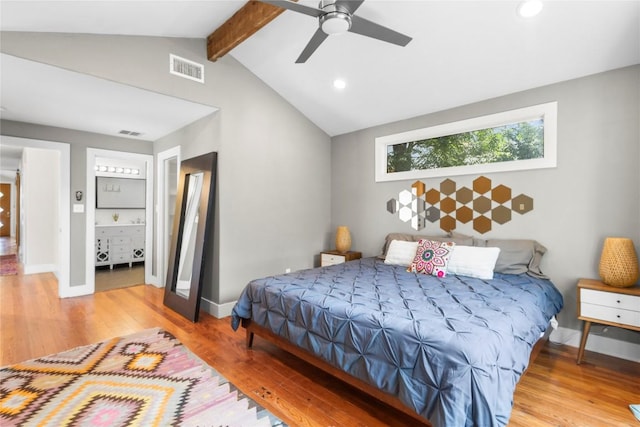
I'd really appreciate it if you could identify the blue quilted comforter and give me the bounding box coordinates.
[231,258,563,426]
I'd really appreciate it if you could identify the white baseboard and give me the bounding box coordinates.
[23,263,57,275]
[59,283,93,298]
[549,326,640,363]
[200,297,236,319]
[146,274,163,288]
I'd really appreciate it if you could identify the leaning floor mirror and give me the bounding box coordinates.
[163,152,217,322]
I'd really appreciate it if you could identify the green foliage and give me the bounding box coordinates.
[387,119,544,173]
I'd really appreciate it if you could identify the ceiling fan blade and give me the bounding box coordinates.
[260,0,324,18]
[349,15,412,46]
[335,0,365,15]
[296,28,329,63]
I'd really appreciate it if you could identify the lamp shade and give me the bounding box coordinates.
[598,237,639,287]
[335,226,351,254]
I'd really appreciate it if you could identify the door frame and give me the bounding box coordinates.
[84,148,154,295]
[0,136,70,296]
[154,146,180,287]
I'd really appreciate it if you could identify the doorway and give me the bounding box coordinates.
[0,183,11,237]
[156,146,180,287]
[85,148,153,295]
[0,182,16,262]
[0,136,70,296]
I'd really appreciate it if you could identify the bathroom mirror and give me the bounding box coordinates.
[96,177,146,208]
[163,152,217,322]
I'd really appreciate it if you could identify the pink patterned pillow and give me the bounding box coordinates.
[407,239,456,277]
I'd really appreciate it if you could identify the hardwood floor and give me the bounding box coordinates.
[1,270,639,426]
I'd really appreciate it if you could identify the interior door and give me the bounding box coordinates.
[0,183,11,237]
[15,171,20,248]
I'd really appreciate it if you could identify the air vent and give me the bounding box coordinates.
[170,54,204,84]
[119,130,143,137]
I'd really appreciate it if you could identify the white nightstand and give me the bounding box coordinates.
[576,278,640,364]
[320,250,362,267]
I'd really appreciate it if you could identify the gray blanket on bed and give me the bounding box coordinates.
[231,257,563,426]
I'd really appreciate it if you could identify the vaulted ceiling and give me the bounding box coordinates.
[1,1,639,139]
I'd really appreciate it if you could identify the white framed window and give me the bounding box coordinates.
[375,102,557,182]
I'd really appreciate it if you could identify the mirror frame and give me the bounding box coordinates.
[163,152,217,321]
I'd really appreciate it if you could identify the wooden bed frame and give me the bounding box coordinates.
[242,318,551,426]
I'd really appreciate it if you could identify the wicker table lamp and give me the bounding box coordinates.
[598,237,639,288]
[335,226,352,254]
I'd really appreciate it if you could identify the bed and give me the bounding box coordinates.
[231,234,564,426]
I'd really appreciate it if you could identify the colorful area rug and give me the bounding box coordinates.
[0,328,287,426]
[0,254,18,276]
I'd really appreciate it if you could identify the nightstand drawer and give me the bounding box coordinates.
[320,251,361,267]
[581,288,639,311]
[580,302,640,328]
[321,253,345,266]
[576,278,640,364]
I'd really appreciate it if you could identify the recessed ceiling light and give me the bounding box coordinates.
[333,79,347,90]
[518,0,543,18]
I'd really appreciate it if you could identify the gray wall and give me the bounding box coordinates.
[331,65,640,344]
[1,32,332,306]
[0,120,152,285]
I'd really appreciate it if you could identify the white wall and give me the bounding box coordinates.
[331,65,640,356]
[21,147,59,273]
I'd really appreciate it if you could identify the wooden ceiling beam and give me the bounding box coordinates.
[207,0,296,62]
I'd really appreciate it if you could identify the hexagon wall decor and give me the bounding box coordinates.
[386,176,534,234]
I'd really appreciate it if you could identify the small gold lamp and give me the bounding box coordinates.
[598,237,639,288]
[335,226,352,254]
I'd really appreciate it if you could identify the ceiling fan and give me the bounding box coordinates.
[261,0,412,63]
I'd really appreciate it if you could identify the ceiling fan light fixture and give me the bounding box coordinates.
[277,0,412,63]
[320,12,352,35]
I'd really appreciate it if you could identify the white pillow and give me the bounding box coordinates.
[384,240,419,266]
[447,246,501,280]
